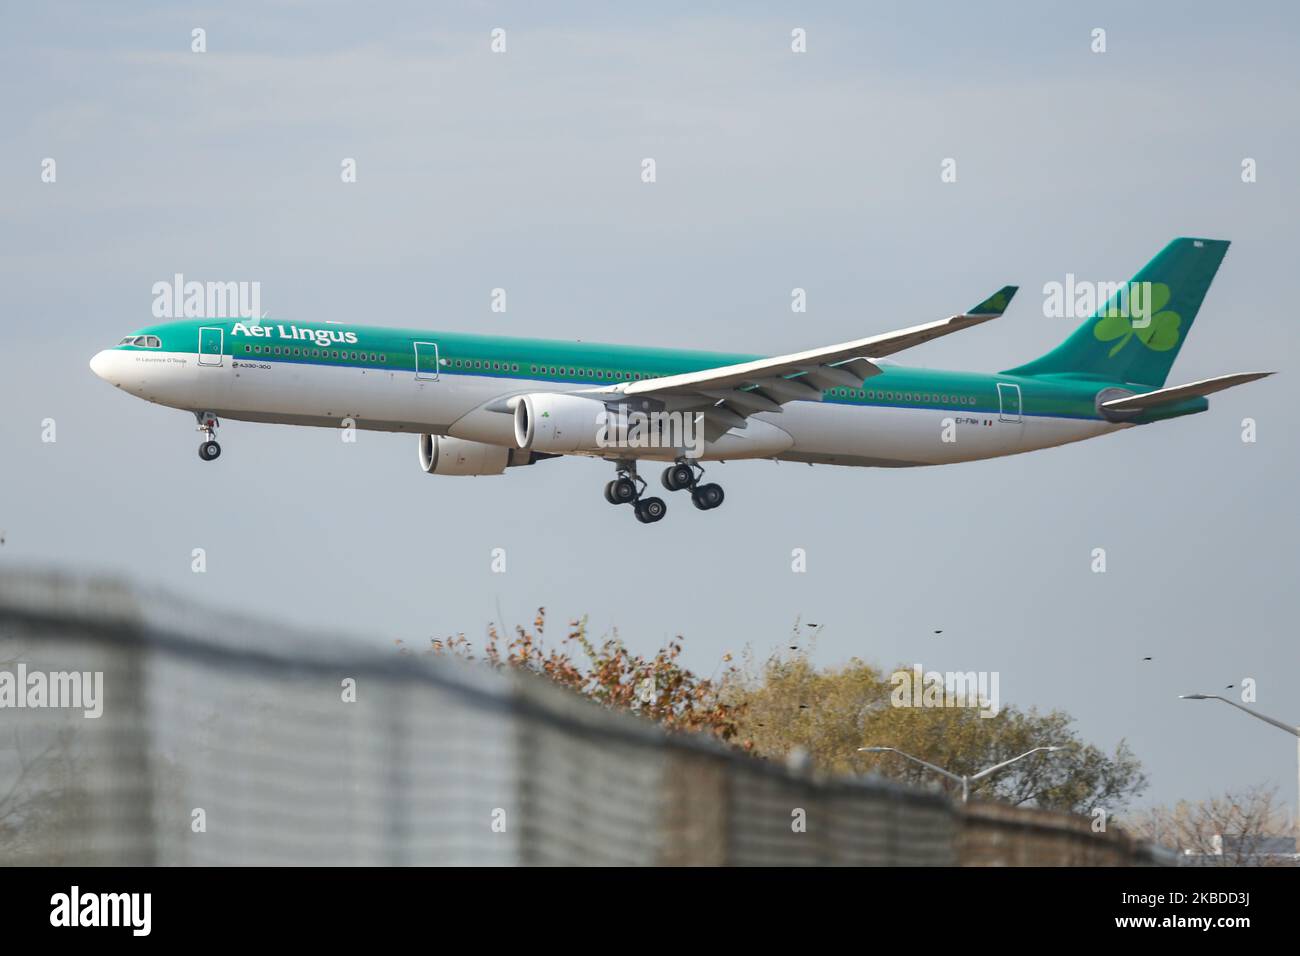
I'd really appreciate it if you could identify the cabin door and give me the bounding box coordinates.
[198,327,224,366]
[414,341,441,381]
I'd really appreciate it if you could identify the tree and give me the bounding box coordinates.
[414,615,1146,813]
[413,609,745,742]
[726,644,1146,813]
[1124,785,1297,866]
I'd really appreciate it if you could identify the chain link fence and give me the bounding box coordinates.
[0,567,1167,866]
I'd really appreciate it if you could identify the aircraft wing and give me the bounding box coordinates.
[609,286,1017,434]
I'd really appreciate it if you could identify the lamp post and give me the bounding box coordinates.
[1179,693,1300,850]
[857,745,1062,803]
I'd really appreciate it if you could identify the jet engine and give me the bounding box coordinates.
[513,393,610,454]
[418,434,540,476]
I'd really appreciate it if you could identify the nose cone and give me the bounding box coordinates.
[90,349,115,382]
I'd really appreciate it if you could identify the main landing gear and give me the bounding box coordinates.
[602,460,725,523]
[660,459,725,512]
[195,412,221,461]
[603,462,668,524]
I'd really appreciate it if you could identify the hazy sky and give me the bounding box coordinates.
[2,1,1298,811]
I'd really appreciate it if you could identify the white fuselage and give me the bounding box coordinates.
[89,347,1124,468]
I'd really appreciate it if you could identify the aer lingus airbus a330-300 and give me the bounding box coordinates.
[91,238,1271,523]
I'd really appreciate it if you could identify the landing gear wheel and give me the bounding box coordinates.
[691,482,724,510]
[634,497,667,523]
[195,411,221,460]
[661,463,695,491]
[608,477,638,505]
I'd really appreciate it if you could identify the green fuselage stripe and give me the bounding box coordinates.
[117,318,1209,424]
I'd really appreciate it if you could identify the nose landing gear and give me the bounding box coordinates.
[195,412,221,461]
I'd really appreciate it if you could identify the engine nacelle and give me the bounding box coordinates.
[419,434,537,476]
[513,392,609,454]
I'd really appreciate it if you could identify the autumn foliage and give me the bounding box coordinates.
[404,612,1147,813]
[404,609,746,743]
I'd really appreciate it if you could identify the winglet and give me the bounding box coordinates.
[967,285,1018,316]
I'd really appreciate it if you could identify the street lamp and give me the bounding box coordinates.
[1179,693,1300,849]
[857,745,1062,803]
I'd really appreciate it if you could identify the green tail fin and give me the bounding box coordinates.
[1003,238,1230,387]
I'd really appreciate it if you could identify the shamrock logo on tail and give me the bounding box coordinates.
[1093,282,1180,357]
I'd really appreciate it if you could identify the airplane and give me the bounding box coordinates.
[90,238,1271,524]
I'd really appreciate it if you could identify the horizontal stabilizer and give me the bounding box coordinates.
[1100,371,1274,413]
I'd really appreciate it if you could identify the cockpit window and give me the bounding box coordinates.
[118,335,162,348]
[143,335,161,348]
